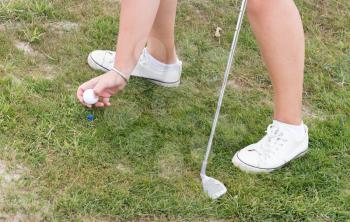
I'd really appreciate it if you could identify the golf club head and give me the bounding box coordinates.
[201,174,227,200]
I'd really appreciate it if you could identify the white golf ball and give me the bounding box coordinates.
[83,89,98,105]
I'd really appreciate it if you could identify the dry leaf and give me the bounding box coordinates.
[214,26,222,38]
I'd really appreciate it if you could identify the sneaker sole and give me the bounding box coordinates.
[140,76,180,88]
[87,54,180,88]
[232,149,309,173]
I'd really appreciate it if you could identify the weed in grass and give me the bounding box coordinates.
[21,26,45,43]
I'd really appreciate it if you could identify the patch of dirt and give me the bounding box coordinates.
[0,213,42,222]
[158,150,185,179]
[0,22,23,32]
[115,163,132,174]
[195,8,208,22]
[0,160,28,221]
[12,40,58,79]
[10,75,23,85]
[14,41,41,57]
[46,21,80,34]
[0,24,5,32]
[227,78,250,90]
[102,0,120,14]
[190,148,203,163]
[0,160,26,189]
[0,158,51,221]
[302,104,322,120]
[36,63,56,80]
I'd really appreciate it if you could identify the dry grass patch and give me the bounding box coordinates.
[158,149,185,180]
[0,160,45,222]
[0,160,26,190]
[46,21,80,34]
[227,77,251,91]
[14,41,39,56]
[115,162,132,174]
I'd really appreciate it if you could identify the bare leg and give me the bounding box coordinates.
[247,0,305,125]
[114,0,161,74]
[147,0,178,64]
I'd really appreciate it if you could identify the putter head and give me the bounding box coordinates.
[201,174,227,200]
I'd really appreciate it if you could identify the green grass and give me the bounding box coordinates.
[0,0,349,221]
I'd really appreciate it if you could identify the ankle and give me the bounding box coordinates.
[273,120,307,140]
[273,115,302,125]
[146,47,177,64]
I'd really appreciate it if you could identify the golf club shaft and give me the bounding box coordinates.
[201,0,248,176]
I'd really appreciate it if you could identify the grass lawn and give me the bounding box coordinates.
[0,0,349,221]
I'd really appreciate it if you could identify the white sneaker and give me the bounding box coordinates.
[87,50,114,72]
[232,123,309,173]
[87,49,182,87]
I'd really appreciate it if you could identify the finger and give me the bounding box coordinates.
[95,102,105,108]
[77,85,94,107]
[77,77,99,105]
[77,87,84,104]
[102,97,111,106]
[98,91,112,98]
[80,77,99,91]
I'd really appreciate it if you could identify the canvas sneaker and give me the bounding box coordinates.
[232,123,309,173]
[87,48,182,87]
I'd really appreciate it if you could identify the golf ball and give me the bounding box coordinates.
[83,89,98,105]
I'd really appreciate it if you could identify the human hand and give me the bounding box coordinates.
[77,70,127,108]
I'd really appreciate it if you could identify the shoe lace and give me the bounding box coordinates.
[256,124,289,159]
[104,51,115,65]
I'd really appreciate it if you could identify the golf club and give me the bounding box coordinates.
[200,0,248,200]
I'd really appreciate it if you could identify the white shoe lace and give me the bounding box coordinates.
[255,124,289,160]
[104,51,115,66]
